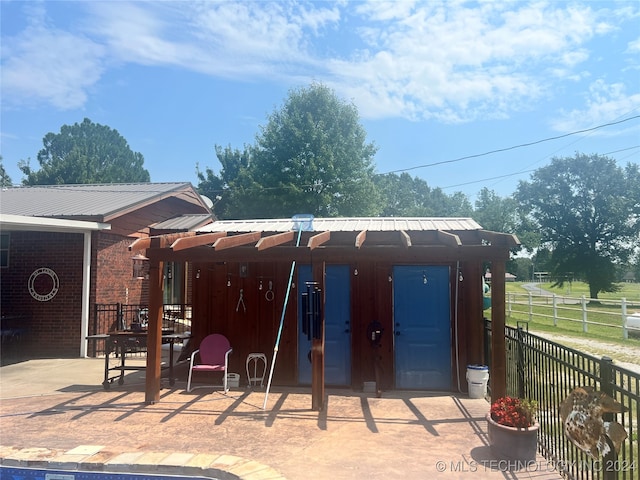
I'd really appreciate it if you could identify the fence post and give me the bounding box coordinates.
[516,326,525,399]
[621,298,628,340]
[581,295,588,333]
[117,302,125,331]
[528,292,533,323]
[553,294,558,326]
[600,356,616,480]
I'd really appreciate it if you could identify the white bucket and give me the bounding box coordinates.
[466,365,489,399]
[227,373,240,388]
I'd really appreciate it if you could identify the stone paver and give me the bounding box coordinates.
[0,358,564,480]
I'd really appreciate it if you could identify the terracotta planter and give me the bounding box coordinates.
[486,413,539,463]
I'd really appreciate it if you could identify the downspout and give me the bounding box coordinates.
[80,231,92,357]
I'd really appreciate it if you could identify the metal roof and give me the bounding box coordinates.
[0,183,209,220]
[198,217,483,233]
[132,216,519,257]
[152,214,214,231]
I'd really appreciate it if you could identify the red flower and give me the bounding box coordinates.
[490,396,537,428]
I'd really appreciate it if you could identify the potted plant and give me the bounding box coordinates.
[486,396,539,463]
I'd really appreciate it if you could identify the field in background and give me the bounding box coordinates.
[493,282,640,363]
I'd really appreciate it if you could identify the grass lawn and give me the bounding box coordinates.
[505,280,640,303]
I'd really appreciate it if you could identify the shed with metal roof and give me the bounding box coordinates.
[133,216,518,408]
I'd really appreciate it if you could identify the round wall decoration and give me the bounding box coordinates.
[28,267,60,302]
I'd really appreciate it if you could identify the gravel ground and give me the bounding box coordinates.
[530,330,640,374]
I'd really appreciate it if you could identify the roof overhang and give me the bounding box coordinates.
[0,214,111,233]
[128,217,520,263]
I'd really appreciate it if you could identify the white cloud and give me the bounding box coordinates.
[1,0,637,125]
[551,80,640,133]
[627,38,640,53]
[1,5,105,110]
[325,1,608,122]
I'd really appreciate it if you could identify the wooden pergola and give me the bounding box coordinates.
[129,217,519,407]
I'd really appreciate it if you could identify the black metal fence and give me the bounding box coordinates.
[485,320,639,480]
[90,303,191,356]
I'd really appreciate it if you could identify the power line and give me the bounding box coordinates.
[441,145,640,192]
[380,115,640,175]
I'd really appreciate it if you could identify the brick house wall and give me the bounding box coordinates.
[93,232,148,306]
[1,230,150,357]
[2,230,190,359]
[1,231,84,356]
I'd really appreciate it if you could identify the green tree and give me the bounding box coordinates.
[19,118,150,185]
[217,83,381,218]
[473,188,518,233]
[374,173,472,216]
[516,153,640,299]
[0,156,12,187]
[196,145,251,219]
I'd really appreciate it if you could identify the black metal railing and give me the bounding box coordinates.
[90,303,191,356]
[485,321,639,480]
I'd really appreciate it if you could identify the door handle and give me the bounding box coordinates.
[395,331,401,336]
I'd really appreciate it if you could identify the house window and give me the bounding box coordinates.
[0,233,9,268]
[163,261,183,305]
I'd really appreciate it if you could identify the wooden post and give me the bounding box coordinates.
[490,259,507,400]
[145,242,164,405]
[311,261,325,411]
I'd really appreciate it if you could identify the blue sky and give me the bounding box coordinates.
[1,1,639,202]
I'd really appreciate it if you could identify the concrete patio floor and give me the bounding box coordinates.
[0,358,563,480]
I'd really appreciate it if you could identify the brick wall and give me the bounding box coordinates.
[1,230,150,357]
[1,231,84,356]
[94,232,148,306]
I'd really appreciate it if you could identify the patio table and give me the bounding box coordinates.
[86,331,190,390]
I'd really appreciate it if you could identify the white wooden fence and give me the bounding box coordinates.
[505,292,640,339]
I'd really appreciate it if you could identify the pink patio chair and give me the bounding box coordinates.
[186,334,233,393]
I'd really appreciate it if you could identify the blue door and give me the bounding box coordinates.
[298,265,351,386]
[394,265,451,390]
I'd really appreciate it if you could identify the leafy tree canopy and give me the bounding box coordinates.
[199,83,381,219]
[19,118,150,185]
[0,156,12,187]
[196,145,251,219]
[373,173,472,217]
[515,153,640,298]
[473,187,541,254]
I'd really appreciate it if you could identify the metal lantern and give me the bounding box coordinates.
[131,253,149,279]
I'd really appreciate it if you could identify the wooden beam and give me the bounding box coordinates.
[437,230,462,247]
[212,231,262,250]
[128,237,151,251]
[311,260,326,411]
[145,239,164,405]
[129,232,196,251]
[255,231,295,251]
[355,230,367,248]
[400,230,411,248]
[479,230,520,248]
[171,232,226,251]
[307,231,331,250]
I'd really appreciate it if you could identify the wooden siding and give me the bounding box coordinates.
[191,256,490,391]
